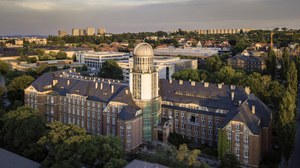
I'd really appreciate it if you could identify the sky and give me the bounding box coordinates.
[0,0,300,35]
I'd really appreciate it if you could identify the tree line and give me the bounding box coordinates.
[0,106,126,168]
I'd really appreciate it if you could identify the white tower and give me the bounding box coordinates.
[130,43,161,141]
[130,43,159,100]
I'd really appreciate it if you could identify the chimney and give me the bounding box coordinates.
[100,83,103,90]
[169,79,172,84]
[245,86,251,95]
[218,83,222,89]
[108,80,111,84]
[125,89,129,95]
[231,91,234,100]
[230,85,236,90]
[52,79,58,86]
[204,82,209,88]
[67,80,70,86]
[238,100,242,105]
[179,80,183,85]
[191,81,196,86]
[111,85,114,93]
[252,105,256,114]
[95,82,98,89]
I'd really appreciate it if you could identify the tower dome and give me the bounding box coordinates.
[133,43,154,57]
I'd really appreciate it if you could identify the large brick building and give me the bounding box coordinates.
[25,43,272,167]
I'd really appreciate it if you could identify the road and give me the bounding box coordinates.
[289,87,300,168]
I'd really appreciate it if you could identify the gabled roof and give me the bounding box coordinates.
[220,94,272,134]
[159,79,248,110]
[28,70,140,121]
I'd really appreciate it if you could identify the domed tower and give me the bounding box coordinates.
[130,43,161,141]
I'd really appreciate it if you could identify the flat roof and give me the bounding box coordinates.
[0,148,40,168]
[124,159,169,168]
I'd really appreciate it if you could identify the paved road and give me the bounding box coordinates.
[289,87,300,168]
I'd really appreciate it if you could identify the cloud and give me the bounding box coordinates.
[0,0,299,35]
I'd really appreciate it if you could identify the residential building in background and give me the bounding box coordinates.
[195,28,253,35]
[79,29,86,36]
[228,55,267,72]
[72,28,80,36]
[98,28,106,35]
[118,56,198,82]
[58,30,68,37]
[154,47,219,59]
[86,27,95,36]
[25,43,272,167]
[14,39,23,45]
[75,51,130,70]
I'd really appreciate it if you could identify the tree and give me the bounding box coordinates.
[39,122,126,168]
[218,129,229,160]
[277,91,296,163]
[56,51,67,60]
[176,144,201,167]
[220,153,241,168]
[0,106,46,161]
[216,66,236,84]
[7,75,35,105]
[0,60,10,75]
[27,57,38,63]
[204,55,224,72]
[98,60,124,80]
[81,64,88,72]
[280,48,290,80]
[172,69,200,82]
[286,61,298,95]
[231,38,250,56]
[266,48,277,79]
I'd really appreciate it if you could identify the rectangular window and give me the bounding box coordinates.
[228,132,232,140]
[112,117,116,125]
[244,135,248,143]
[236,147,240,156]
[236,133,240,142]
[201,116,206,125]
[236,123,240,131]
[208,117,212,125]
[107,116,110,124]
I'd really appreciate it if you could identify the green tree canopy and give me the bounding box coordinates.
[172,69,200,82]
[56,51,67,60]
[176,144,201,167]
[277,91,296,162]
[286,61,298,94]
[0,60,10,75]
[204,55,224,72]
[218,129,229,160]
[216,66,236,84]
[220,153,241,168]
[39,122,126,168]
[98,60,124,80]
[266,48,277,79]
[7,75,35,106]
[0,106,46,161]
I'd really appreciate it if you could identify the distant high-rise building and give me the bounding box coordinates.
[58,30,68,37]
[98,28,106,35]
[72,28,80,36]
[195,28,253,35]
[79,29,86,36]
[86,27,95,36]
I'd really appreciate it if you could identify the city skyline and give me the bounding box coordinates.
[1,0,300,35]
